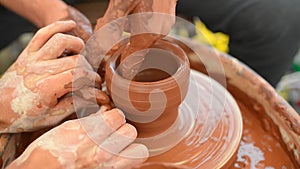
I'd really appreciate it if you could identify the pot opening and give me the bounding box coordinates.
[115,49,181,82]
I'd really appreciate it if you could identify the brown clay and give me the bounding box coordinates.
[105,39,190,137]
[230,97,296,168]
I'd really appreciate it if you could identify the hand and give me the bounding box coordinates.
[0,0,92,41]
[63,6,93,42]
[93,0,177,78]
[0,20,109,133]
[6,108,149,169]
[94,0,177,55]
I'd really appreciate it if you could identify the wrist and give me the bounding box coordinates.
[37,1,69,27]
[0,0,70,28]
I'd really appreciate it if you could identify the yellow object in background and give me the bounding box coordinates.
[193,18,229,53]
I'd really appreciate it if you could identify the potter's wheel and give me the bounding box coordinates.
[135,70,243,168]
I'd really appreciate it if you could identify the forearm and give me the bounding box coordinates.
[0,0,68,27]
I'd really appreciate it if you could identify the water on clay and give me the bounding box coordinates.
[230,100,296,168]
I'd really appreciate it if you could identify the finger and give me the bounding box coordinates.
[119,49,148,79]
[36,107,125,146]
[102,143,149,169]
[122,9,159,61]
[71,67,102,90]
[72,109,126,169]
[87,17,126,70]
[80,109,126,144]
[98,105,111,114]
[133,0,153,14]
[37,67,101,105]
[67,6,93,42]
[94,0,140,31]
[130,0,153,34]
[94,123,137,163]
[38,33,84,60]
[95,89,110,105]
[79,104,111,118]
[128,0,176,40]
[66,66,102,90]
[32,96,77,127]
[74,87,110,105]
[47,94,109,123]
[34,54,79,75]
[152,0,177,14]
[28,20,76,52]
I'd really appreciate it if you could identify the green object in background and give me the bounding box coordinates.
[292,50,300,72]
[277,72,300,114]
[292,63,300,72]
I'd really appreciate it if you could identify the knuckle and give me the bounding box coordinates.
[123,123,137,137]
[61,119,79,128]
[75,36,85,46]
[71,54,80,63]
[95,149,113,163]
[52,33,65,40]
[35,27,47,37]
[50,33,68,45]
[51,21,65,28]
[72,67,86,77]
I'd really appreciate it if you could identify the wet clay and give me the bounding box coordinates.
[188,47,297,167]
[133,69,171,82]
[136,70,243,168]
[227,86,297,168]
[105,39,190,138]
[130,70,296,169]
[188,61,297,168]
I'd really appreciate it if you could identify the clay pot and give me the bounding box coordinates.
[105,39,190,137]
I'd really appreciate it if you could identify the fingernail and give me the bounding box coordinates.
[116,109,125,118]
[102,108,126,129]
[117,123,137,139]
[63,20,76,26]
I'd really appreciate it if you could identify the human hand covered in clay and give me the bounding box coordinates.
[94,0,177,53]
[6,108,149,169]
[94,0,177,78]
[0,20,109,133]
[66,6,93,42]
[0,0,92,42]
